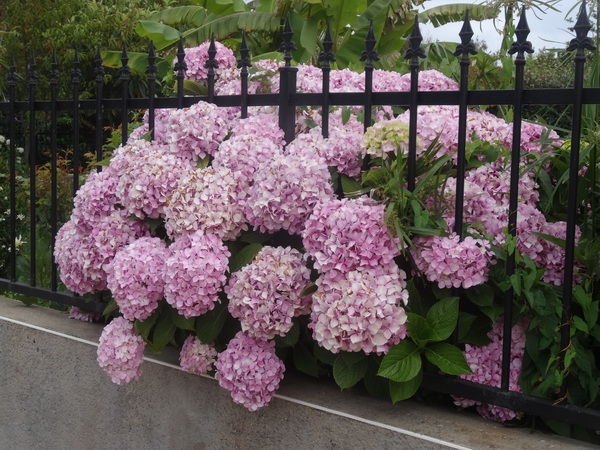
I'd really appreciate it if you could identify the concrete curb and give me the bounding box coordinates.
[0,297,593,449]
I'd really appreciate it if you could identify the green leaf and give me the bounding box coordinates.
[426,297,459,342]
[389,369,422,403]
[229,243,263,272]
[363,357,390,399]
[425,343,472,375]
[135,308,160,340]
[377,340,422,382]
[299,282,318,297]
[362,167,389,187]
[313,343,337,366]
[168,307,196,331]
[464,284,494,307]
[102,298,119,317]
[149,316,177,352]
[195,301,228,343]
[333,352,369,390]
[299,18,319,58]
[182,79,208,96]
[572,315,588,334]
[340,174,364,197]
[275,321,300,347]
[136,20,181,51]
[146,5,214,28]
[406,313,434,346]
[238,229,271,244]
[293,342,319,377]
[101,51,170,79]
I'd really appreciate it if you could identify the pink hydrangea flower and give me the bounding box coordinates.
[309,265,409,354]
[164,166,249,241]
[164,101,231,161]
[302,197,400,272]
[54,212,149,294]
[412,233,494,289]
[163,230,230,318]
[179,335,218,375]
[129,108,172,143]
[97,317,146,386]
[106,237,169,321]
[454,317,529,423]
[245,150,334,235]
[228,113,285,146]
[71,167,120,232]
[226,246,311,340]
[215,331,285,411]
[115,144,194,219]
[181,41,237,83]
[68,306,102,323]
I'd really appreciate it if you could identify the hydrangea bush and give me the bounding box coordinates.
[55,41,596,420]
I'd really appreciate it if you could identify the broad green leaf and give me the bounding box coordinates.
[572,315,588,334]
[195,301,228,343]
[299,18,319,58]
[426,297,459,342]
[389,369,422,403]
[239,229,271,244]
[377,340,422,382]
[167,306,196,331]
[333,352,369,389]
[101,51,170,79]
[275,322,300,347]
[149,316,177,352]
[136,21,181,51]
[363,358,390,399]
[182,79,208,96]
[425,343,472,375]
[406,313,434,346]
[146,6,214,28]
[135,308,160,340]
[419,4,499,28]
[293,342,320,377]
[229,243,263,272]
[464,284,494,307]
[102,298,119,317]
[313,343,337,366]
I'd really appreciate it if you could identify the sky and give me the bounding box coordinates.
[418,0,589,52]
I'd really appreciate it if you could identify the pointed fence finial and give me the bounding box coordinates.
[279,13,297,66]
[238,31,252,70]
[146,41,158,80]
[360,20,379,67]
[318,21,336,68]
[95,45,105,82]
[508,6,534,60]
[120,43,130,81]
[175,36,188,75]
[405,15,426,66]
[567,0,596,58]
[454,10,478,60]
[205,33,219,70]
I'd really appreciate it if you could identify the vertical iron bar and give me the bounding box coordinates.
[95,46,105,169]
[278,13,298,145]
[28,54,37,286]
[453,11,477,239]
[146,42,157,141]
[72,49,81,195]
[175,37,187,109]
[319,22,335,138]
[361,21,378,134]
[8,56,17,282]
[206,34,217,104]
[405,16,426,192]
[503,7,534,391]
[50,52,59,291]
[238,32,252,119]
[559,0,596,401]
[120,43,130,146]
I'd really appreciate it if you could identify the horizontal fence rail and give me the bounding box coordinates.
[1,1,599,430]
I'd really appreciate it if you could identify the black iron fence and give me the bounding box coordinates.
[1,2,600,431]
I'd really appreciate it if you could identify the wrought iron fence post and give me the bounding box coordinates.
[28,54,38,287]
[278,14,298,145]
[50,51,59,292]
[238,32,252,120]
[94,46,105,168]
[146,42,157,141]
[8,55,17,282]
[175,37,187,109]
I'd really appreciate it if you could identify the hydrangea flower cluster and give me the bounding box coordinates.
[164,102,231,161]
[164,166,248,241]
[212,134,284,180]
[68,306,102,323]
[106,237,169,321]
[97,317,146,386]
[454,317,528,422]
[179,335,218,376]
[182,41,237,83]
[362,120,411,159]
[245,150,334,235]
[164,230,230,318]
[71,168,120,231]
[302,197,400,272]
[115,145,194,219]
[412,234,495,289]
[310,265,409,354]
[214,331,285,411]
[226,246,311,340]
